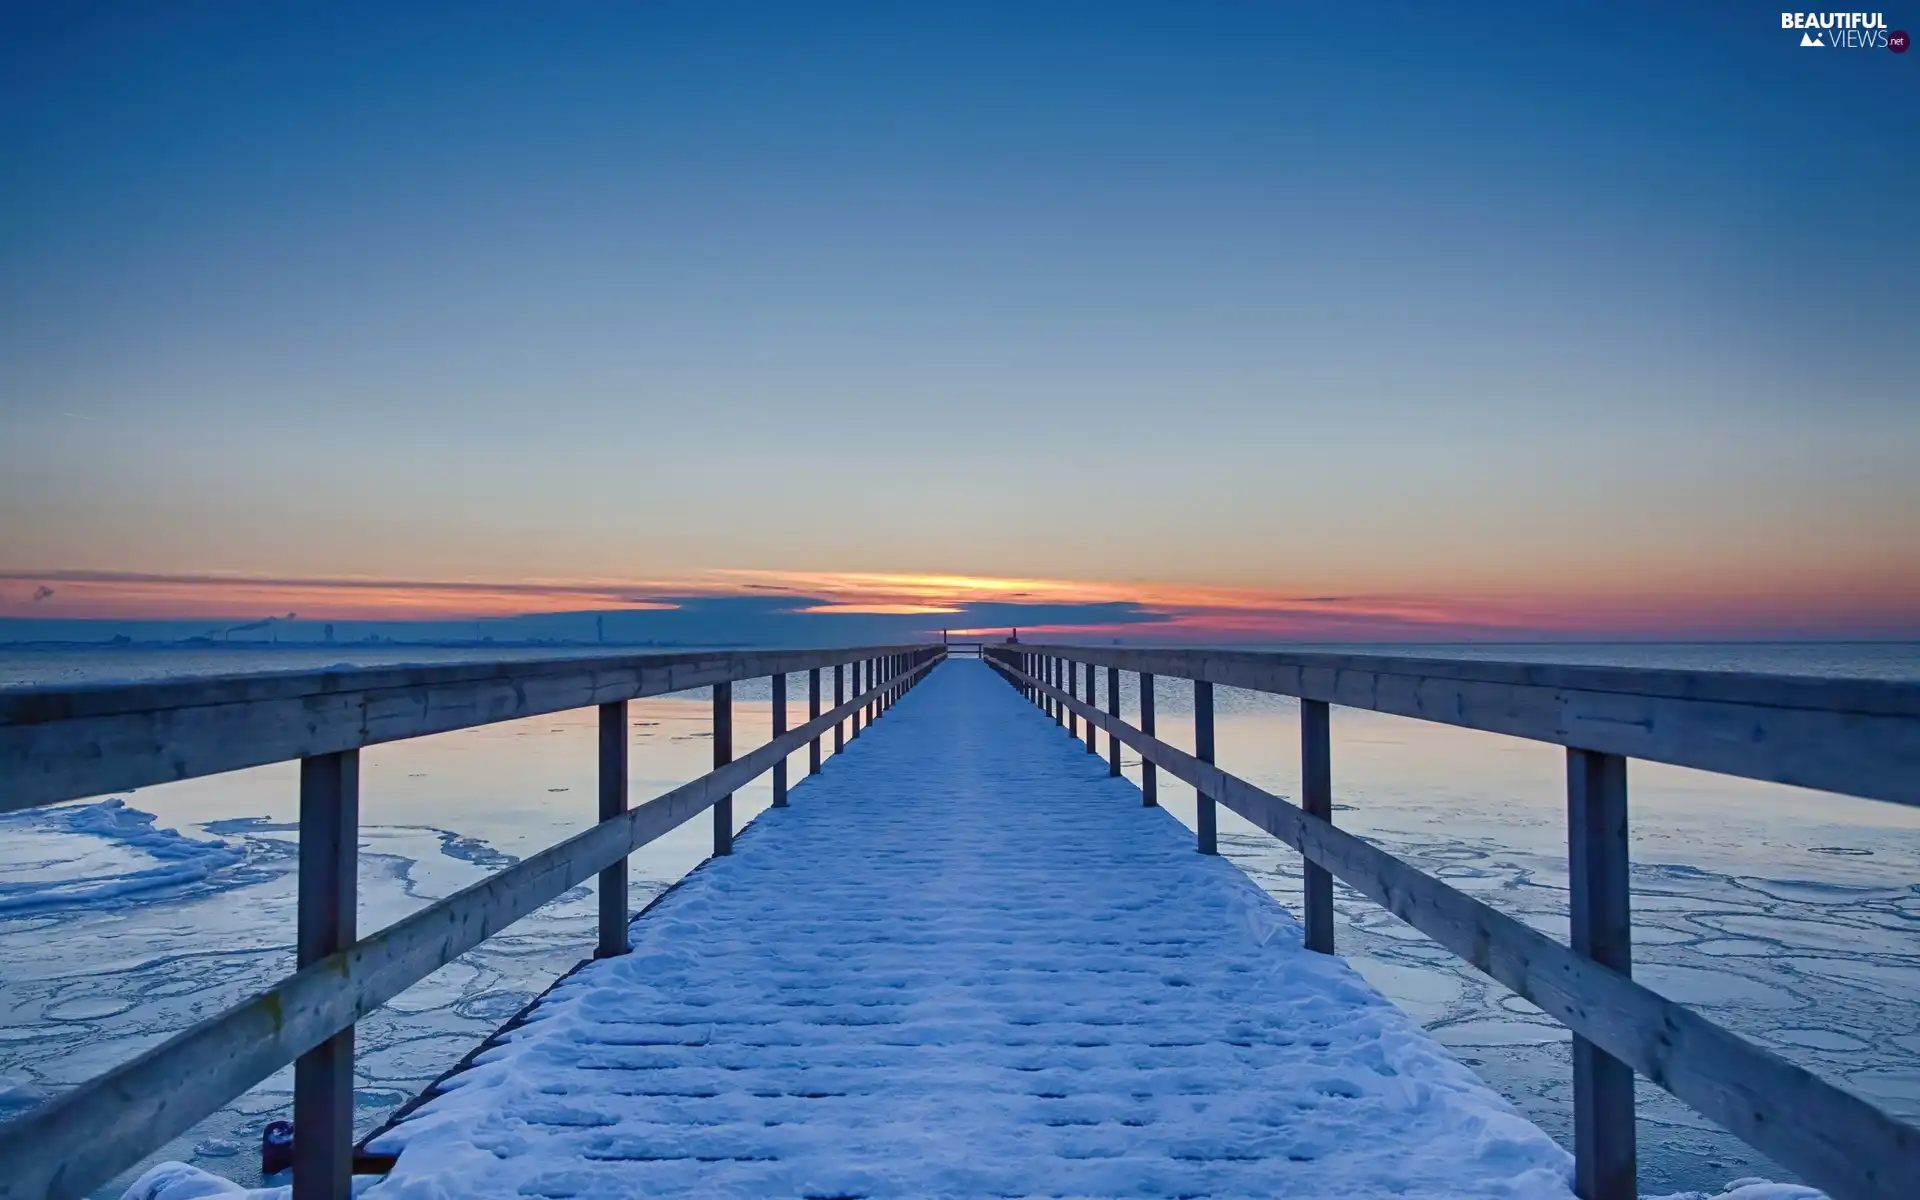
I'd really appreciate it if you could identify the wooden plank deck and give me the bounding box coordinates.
[359,661,1575,1199]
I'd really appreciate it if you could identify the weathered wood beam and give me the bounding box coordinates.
[1569,748,1635,1199]
[1140,672,1157,807]
[987,654,1919,1200]
[771,673,788,808]
[807,668,822,776]
[996,644,1920,808]
[1,645,939,815]
[712,682,733,856]
[293,751,357,1200]
[595,701,629,959]
[0,655,938,1200]
[1300,698,1333,955]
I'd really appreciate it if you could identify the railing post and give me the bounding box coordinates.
[771,673,788,808]
[1084,662,1096,754]
[1106,664,1121,776]
[596,701,629,958]
[1068,659,1079,740]
[1301,699,1334,954]
[712,682,733,856]
[1140,672,1157,806]
[808,667,822,775]
[294,749,358,1200]
[833,664,845,754]
[1195,679,1217,854]
[1569,748,1635,1200]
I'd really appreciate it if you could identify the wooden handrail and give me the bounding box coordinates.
[0,645,938,816]
[985,647,1920,1200]
[0,646,945,1200]
[996,643,1920,806]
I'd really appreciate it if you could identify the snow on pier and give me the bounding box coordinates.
[354,661,1574,1199]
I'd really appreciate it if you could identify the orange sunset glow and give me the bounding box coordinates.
[5,565,1916,641]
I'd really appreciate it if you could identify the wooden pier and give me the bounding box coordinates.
[1,645,1917,1199]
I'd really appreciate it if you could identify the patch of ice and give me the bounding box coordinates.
[0,799,245,914]
[0,1074,50,1119]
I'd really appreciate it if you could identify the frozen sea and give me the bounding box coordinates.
[1,641,1916,1198]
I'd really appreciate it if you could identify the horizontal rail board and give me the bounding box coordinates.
[0,645,935,815]
[0,654,940,1200]
[1005,644,1920,807]
[988,652,1920,1200]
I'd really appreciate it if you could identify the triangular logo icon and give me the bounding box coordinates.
[1800,31,1822,46]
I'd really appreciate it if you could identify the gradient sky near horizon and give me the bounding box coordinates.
[3,2,1916,639]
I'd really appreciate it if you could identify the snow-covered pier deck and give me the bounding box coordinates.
[360,660,1571,1199]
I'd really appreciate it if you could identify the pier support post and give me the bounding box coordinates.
[1084,663,1096,754]
[772,673,788,808]
[1140,673,1157,806]
[712,683,733,856]
[1301,699,1334,954]
[1195,680,1217,854]
[1569,749,1635,1200]
[295,750,358,1200]
[597,701,629,958]
[833,664,845,754]
[1069,660,1080,740]
[1106,665,1121,776]
[808,668,822,776]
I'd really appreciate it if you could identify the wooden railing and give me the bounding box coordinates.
[0,644,946,1200]
[983,644,1920,1200]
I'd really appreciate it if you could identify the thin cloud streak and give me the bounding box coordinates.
[1,566,1914,640]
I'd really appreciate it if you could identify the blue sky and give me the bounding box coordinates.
[2,2,1915,638]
